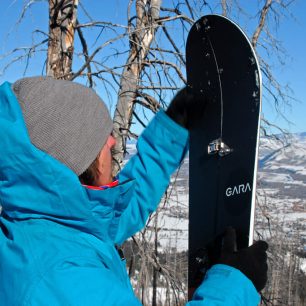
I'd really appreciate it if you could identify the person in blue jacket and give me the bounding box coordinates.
[0,77,268,305]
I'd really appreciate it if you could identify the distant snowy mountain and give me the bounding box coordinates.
[258,134,306,203]
[257,133,306,254]
[259,133,306,175]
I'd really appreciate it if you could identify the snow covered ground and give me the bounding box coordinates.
[257,133,306,247]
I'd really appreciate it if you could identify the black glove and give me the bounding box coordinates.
[166,86,207,130]
[218,227,268,292]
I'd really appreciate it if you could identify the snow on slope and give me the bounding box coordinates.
[259,134,306,176]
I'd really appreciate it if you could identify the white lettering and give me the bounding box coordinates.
[225,183,252,197]
[232,186,238,195]
[245,183,251,192]
[226,187,232,197]
[239,184,245,193]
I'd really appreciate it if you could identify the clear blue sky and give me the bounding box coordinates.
[259,0,306,134]
[0,1,305,134]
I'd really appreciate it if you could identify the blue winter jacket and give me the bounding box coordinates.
[0,82,260,305]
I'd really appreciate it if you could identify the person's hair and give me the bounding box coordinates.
[78,154,100,186]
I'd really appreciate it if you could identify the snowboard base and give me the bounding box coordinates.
[186,14,262,298]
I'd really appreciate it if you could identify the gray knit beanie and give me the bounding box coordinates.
[12,77,113,176]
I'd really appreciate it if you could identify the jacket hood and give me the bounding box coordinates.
[0,82,134,242]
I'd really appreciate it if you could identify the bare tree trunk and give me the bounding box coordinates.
[221,0,227,16]
[251,0,272,47]
[112,0,162,175]
[47,0,78,79]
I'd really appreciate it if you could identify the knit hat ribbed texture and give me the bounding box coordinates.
[12,77,113,176]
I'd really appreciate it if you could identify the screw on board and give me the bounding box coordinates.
[249,56,256,65]
[202,17,210,32]
[255,70,260,88]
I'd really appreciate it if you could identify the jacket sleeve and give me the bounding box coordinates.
[115,110,189,244]
[186,264,261,306]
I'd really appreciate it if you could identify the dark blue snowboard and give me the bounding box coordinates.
[186,15,262,298]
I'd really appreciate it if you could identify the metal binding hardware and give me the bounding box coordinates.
[208,138,233,157]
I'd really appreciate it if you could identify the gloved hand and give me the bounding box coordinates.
[218,227,268,292]
[166,86,207,130]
